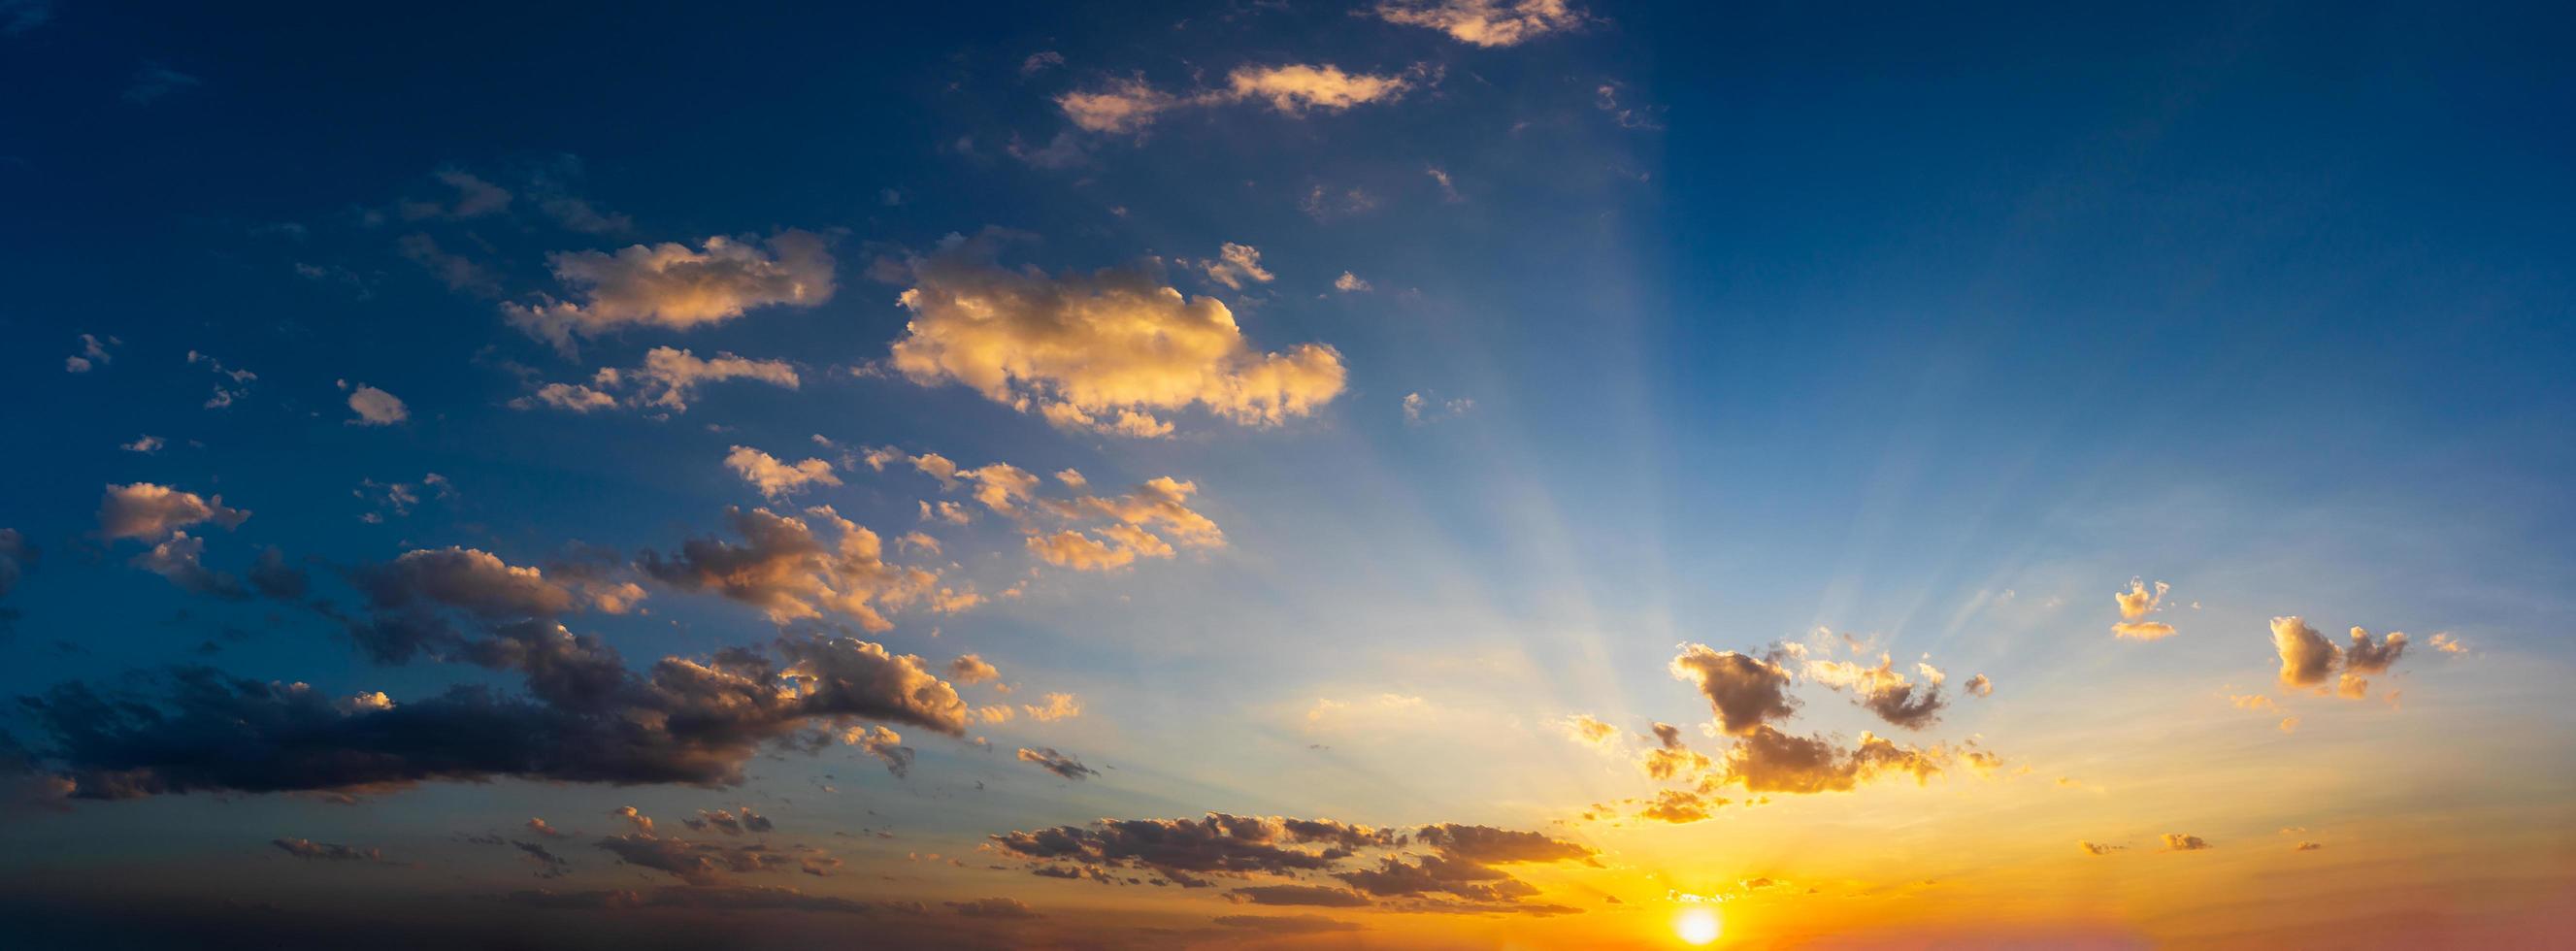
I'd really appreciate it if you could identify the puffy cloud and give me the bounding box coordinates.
[2112,578,2177,639]
[888,240,1345,434]
[1635,789,1723,823]
[946,654,1000,685]
[2271,616,2341,689]
[2161,834,2212,852]
[2344,627,2408,672]
[272,837,385,862]
[504,230,835,353]
[642,506,944,631]
[681,807,774,836]
[65,333,115,373]
[526,817,566,838]
[131,532,248,600]
[724,445,842,499]
[612,806,654,836]
[1668,645,1798,736]
[1965,673,1994,698]
[1016,746,1097,780]
[2429,633,2468,654]
[1022,692,1081,722]
[1334,272,1371,293]
[1712,726,1947,795]
[346,384,408,425]
[22,632,973,800]
[1058,65,1414,134]
[1804,653,1947,730]
[121,435,164,453]
[1191,243,1274,291]
[519,346,802,414]
[847,725,914,777]
[991,813,1404,886]
[1373,0,1584,47]
[98,483,249,541]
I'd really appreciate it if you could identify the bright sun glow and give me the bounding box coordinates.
[1675,906,1722,945]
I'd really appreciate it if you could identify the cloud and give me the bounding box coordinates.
[1058,65,1414,134]
[1022,692,1081,722]
[2429,633,2468,654]
[1402,392,1474,424]
[946,654,1000,685]
[2077,841,2126,856]
[1668,644,1798,736]
[2343,627,2408,672]
[1804,653,1947,730]
[847,725,914,777]
[1232,885,1372,907]
[1372,0,1584,47]
[131,533,248,600]
[399,234,500,295]
[642,506,945,631]
[1965,673,1994,698]
[1016,746,1097,780]
[526,817,566,838]
[887,237,1346,435]
[1191,243,1275,291]
[2294,840,2324,852]
[518,346,801,414]
[23,631,974,799]
[947,897,1039,919]
[498,884,885,915]
[1635,789,1723,823]
[1334,272,1371,293]
[724,446,842,499]
[1559,714,1617,748]
[98,483,249,541]
[121,435,164,453]
[1711,726,1947,794]
[681,807,773,836]
[346,384,409,425]
[2271,616,2341,689]
[2112,578,2176,639]
[1213,913,1364,933]
[991,813,1404,885]
[64,333,114,373]
[400,169,514,220]
[2161,834,2212,852]
[595,834,824,885]
[612,806,654,836]
[271,837,385,862]
[504,230,835,353]
[1020,50,1065,76]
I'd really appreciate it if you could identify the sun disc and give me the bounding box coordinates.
[1675,906,1722,945]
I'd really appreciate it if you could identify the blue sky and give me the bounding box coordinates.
[2,1,2572,947]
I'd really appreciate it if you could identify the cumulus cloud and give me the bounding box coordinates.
[22,633,974,800]
[1965,673,1994,698]
[1804,653,1947,730]
[1373,0,1584,47]
[596,833,828,886]
[1560,714,1617,748]
[519,346,802,414]
[346,383,409,425]
[2112,578,2176,639]
[1022,692,1081,722]
[131,533,248,600]
[946,654,1000,685]
[1016,746,1097,780]
[724,445,842,499]
[1334,272,1371,293]
[1058,64,1415,134]
[1635,789,1723,824]
[2271,616,2340,689]
[642,506,949,631]
[2343,627,2408,672]
[98,483,249,541]
[990,812,1584,913]
[2161,834,2212,852]
[681,807,774,836]
[886,237,1345,435]
[504,230,835,353]
[1668,645,1798,736]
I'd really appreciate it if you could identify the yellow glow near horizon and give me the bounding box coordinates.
[1675,906,1722,945]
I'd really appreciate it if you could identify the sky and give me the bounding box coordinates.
[2,1,2573,948]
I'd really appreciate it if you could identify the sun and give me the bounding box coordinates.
[1674,906,1722,945]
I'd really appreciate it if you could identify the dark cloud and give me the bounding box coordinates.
[640,507,941,633]
[947,897,1039,919]
[1015,746,1096,780]
[682,807,773,836]
[512,840,572,877]
[594,834,827,885]
[19,632,971,799]
[1230,884,1371,907]
[272,837,384,862]
[1669,644,1797,735]
[500,884,890,916]
[2343,628,2407,672]
[248,546,310,600]
[1713,726,1947,794]
[1805,654,1947,730]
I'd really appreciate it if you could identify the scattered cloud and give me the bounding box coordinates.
[1372,0,1585,47]
[504,230,835,354]
[346,383,410,425]
[724,445,842,499]
[1016,746,1097,780]
[98,483,249,541]
[2113,579,2176,639]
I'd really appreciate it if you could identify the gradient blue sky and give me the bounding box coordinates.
[2,1,2572,948]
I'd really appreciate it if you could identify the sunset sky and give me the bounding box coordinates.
[3,1,2573,948]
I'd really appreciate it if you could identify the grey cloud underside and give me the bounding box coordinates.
[991,814,1591,915]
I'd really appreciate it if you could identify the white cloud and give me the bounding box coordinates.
[98,483,249,541]
[724,445,842,499]
[504,230,836,353]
